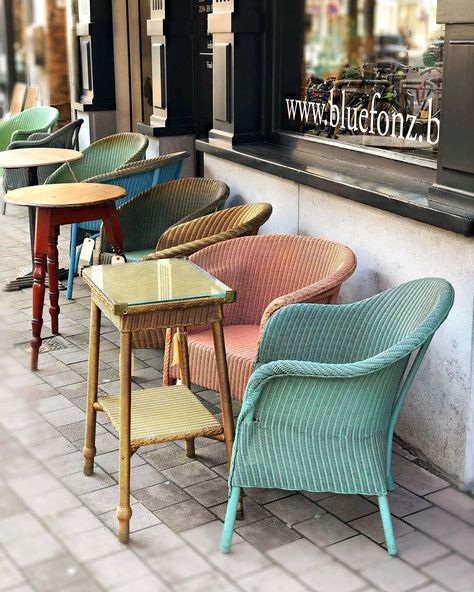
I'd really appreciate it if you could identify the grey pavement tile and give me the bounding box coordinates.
[61,582,103,592]
[63,525,123,562]
[57,420,89,443]
[0,489,26,518]
[3,531,64,568]
[110,574,169,592]
[245,488,297,505]
[300,560,367,592]
[141,442,194,470]
[54,350,90,365]
[131,367,163,383]
[236,516,301,551]
[381,487,432,518]
[413,585,450,592]
[24,487,82,517]
[147,544,210,584]
[48,451,85,477]
[426,487,474,526]
[45,506,103,538]
[392,442,416,461]
[78,430,118,454]
[8,473,61,499]
[318,494,378,522]
[35,395,73,414]
[15,421,60,445]
[181,520,243,555]
[391,455,449,496]
[326,534,397,571]
[422,554,474,592]
[361,557,428,592]
[294,513,357,548]
[0,512,44,544]
[265,493,326,526]
[87,549,151,589]
[349,511,414,544]
[207,540,270,578]
[30,435,77,460]
[24,555,89,592]
[154,499,214,532]
[211,495,271,527]
[111,463,166,492]
[43,406,86,428]
[239,566,308,592]
[162,461,217,489]
[174,571,239,592]
[404,507,474,561]
[394,531,449,567]
[61,467,116,495]
[268,539,333,575]
[42,370,84,389]
[95,449,146,474]
[185,476,229,507]
[100,502,161,535]
[191,441,228,467]
[0,553,24,591]
[212,462,229,479]
[80,484,137,515]
[129,524,183,559]
[133,481,190,511]
[59,383,88,400]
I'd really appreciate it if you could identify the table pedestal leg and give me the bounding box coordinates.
[47,225,60,334]
[176,326,195,458]
[84,302,101,476]
[117,331,132,544]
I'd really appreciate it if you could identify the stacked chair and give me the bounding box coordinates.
[0,106,59,152]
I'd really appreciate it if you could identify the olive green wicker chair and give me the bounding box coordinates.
[98,178,230,264]
[220,277,454,556]
[0,106,59,152]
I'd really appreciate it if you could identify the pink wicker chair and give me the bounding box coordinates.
[163,234,357,401]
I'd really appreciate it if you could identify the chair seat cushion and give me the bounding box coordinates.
[170,324,260,401]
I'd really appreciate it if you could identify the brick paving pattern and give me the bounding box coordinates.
[0,205,473,592]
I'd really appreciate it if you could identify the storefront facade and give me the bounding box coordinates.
[67,0,473,489]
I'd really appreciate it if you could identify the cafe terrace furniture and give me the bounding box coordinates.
[98,178,230,264]
[220,278,454,556]
[1,147,84,292]
[163,234,357,400]
[2,119,84,214]
[4,183,127,370]
[1,83,27,119]
[81,258,237,543]
[67,151,189,299]
[0,107,59,153]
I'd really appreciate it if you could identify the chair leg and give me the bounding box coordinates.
[378,494,397,556]
[220,486,241,554]
[67,224,78,300]
[387,471,395,491]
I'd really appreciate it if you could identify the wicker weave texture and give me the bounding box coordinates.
[0,106,58,152]
[164,234,357,400]
[99,177,230,262]
[229,278,454,496]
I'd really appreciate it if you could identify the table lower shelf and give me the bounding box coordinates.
[98,385,223,448]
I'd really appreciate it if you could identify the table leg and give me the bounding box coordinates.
[30,209,51,371]
[27,168,39,270]
[176,326,195,458]
[47,225,60,334]
[84,302,101,476]
[117,330,132,544]
[102,203,126,260]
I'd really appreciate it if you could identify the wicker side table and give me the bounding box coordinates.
[81,258,236,543]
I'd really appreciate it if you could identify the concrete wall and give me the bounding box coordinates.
[204,153,474,489]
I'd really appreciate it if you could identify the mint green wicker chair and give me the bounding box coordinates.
[221,278,454,556]
[0,106,58,152]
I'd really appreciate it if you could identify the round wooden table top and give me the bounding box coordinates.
[5,183,127,208]
[0,148,83,169]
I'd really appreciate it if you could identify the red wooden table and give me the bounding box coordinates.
[5,183,127,370]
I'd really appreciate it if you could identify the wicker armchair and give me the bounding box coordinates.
[143,202,273,261]
[0,106,58,152]
[163,234,357,400]
[220,278,454,556]
[66,151,189,299]
[98,178,230,265]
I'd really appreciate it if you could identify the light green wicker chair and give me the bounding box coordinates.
[0,106,59,152]
[221,278,454,556]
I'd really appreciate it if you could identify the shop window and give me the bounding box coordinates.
[279,0,444,161]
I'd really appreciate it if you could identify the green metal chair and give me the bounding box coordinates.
[0,106,59,152]
[221,278,454,556]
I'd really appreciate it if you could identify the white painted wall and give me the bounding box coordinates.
[204,153,474,488]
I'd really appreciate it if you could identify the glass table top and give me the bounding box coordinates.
[82,258,235,308]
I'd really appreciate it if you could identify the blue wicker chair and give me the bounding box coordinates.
[221,278,454,556]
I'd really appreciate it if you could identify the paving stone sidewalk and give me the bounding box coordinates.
[0,204,473,592]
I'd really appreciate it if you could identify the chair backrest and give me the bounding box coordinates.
[23,86,39,109]
[8,82,27,116]
[190,234,356,326]
[101,177,229,253]
[3,119,84,192]
[45,132,148,184]
[155,202,273,254]
[0,106,59,151]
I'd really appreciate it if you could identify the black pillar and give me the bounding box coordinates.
[428,1,474,218]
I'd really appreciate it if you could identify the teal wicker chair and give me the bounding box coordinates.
[98,178,229,263]
[221,278,454,556]
[66,151,189,299]
[0,106,58,152]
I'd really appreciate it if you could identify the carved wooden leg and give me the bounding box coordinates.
[102,202,126,260]
[47,225,60,335]
[176,326,195,458]
[83,302,101,476]
[31,208,51,371]
[117,330,132,543]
